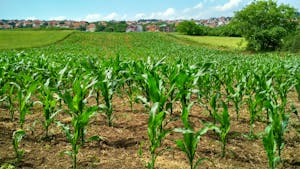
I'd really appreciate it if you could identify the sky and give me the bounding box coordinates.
[0,0,299,21]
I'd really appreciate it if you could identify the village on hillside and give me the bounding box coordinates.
[0,17,231,32]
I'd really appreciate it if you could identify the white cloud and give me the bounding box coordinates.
[215,0,242,11]
[194,3,204,9]
[57,0,247,21]
[103,12,119,20]
[49,16,67,20]
[83,14,102,22]
[26,16,37,20]
[149,8,176,19]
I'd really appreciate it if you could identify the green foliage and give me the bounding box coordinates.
[12,129,26,164]
[59,76,97,144]
[176,21,206,35]
[207,23,241,37]
[57,105,97,169]
[174,102,216,169]
[36,79,61,138]
[263,126,280,169]
[0,31,300,168]
[0,30,73,49]
[96,66,120,127]
[16,80,37,129]
[146,103,170,169]
[214,102,231,157]
[281,29,300,53]
[232,0,298,51]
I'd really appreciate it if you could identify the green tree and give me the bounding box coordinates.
[176,21,200,35]
[232,0,298,51]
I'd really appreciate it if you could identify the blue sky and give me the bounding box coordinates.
[0,0,299,21]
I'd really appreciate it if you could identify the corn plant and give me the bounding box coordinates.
[14,80,37,129]
[268,104,290,161]
[247,94,262,137]
[263,126,279,169]
[262,80,291,162]
[136,67,174,169]
[12,129,26,164]
[146,102,170,169]
[119,61,139,111]
[59,76,97,144]
[57,106,97,169]
[174,102,216,169]
[214,102,231,157]
[36,79,61,139]
[2,82,17,121]
[96,67,119,127]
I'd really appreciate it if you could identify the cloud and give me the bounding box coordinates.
[84,14,102,22]
[149,8,176,19]
[64,0,246,21]
[194,3,204,9]
[49,16,67,20]
[215,0,242,11]
[103,12,119,20]
[26,16,37,20]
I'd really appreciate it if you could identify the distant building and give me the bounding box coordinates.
[126,25,143,32]
[87,23,96,32]
[146,25,160,32]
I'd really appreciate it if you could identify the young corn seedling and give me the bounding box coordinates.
[247,94,261,137]
[146,102,170,169]
[269,104,290,161]
[2,82,17,121]
[174,103,216,169]
[97,67,119,127]
[137,70,174,169]
[59,76,97,145]
[263,125,279,169]
[214,102,231,157]
[36,79,61,139]
[12,129,26,165]
[57,106,97,169]
[119,61,139,112]
[15,82,37,129]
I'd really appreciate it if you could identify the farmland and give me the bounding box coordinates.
[0,30,73,49]
[171,34,247,50]
[0,31,300,169]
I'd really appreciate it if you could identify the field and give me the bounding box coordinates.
[0,31,300,169]
[0,30,73,49]
[172,34,247,50]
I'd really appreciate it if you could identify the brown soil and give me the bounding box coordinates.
[0,94,300,169]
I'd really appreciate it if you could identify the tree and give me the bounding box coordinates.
[232,0,298,51]
[176,21,209,35]
[176,21,199,35]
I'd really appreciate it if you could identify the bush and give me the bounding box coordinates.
[281,29,300,53]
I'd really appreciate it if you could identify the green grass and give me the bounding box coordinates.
[0,30,74,49]
[173,34,247,50]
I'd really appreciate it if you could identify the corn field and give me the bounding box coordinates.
[0,32,299,169]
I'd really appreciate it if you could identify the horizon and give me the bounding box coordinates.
[0,0,299,22]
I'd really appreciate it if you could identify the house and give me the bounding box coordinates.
[33,20,41,28]
[0,24,12,29]
[87,24,96,32]
[72,22,81,29]
[48,20,58,27]
[146,25,160,32]
[126,25,143,32]
[23,21,33,28]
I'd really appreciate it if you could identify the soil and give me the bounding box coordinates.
[0,93,300,169]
